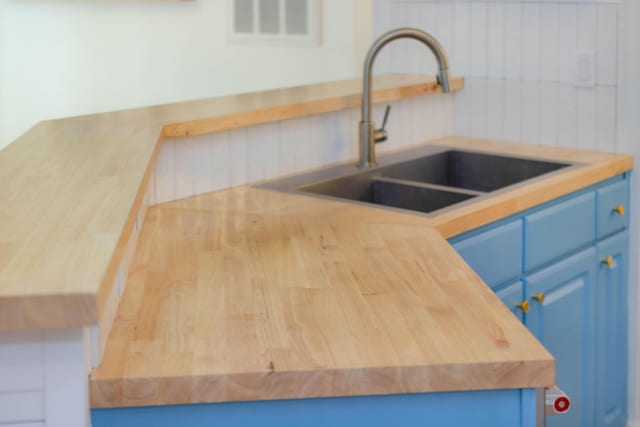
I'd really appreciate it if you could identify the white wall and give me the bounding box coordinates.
[373,0,620,153]
[0,0,370,149]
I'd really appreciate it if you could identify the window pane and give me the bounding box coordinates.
[259,0,280,34]
[286,0,308,35]
[234,0,254,33]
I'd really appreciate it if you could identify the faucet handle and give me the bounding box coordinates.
[375,105,391,143]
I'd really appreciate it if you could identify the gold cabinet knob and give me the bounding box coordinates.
[516,300,529,313]
[532,293,545,304]
[601,256,615,268]
[612,205,625,216]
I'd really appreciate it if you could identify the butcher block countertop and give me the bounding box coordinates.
[0,74,462,331]
[90,137,633,408]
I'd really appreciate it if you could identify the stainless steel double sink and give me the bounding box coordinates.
[260,145,576,217]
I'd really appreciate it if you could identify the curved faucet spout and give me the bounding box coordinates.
[359,28,451,168]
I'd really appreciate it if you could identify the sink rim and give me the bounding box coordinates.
[258,144,583,218]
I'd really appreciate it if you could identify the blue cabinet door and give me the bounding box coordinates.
[596,232,629,427]
[496,281,525,322]
[525,247,597,427]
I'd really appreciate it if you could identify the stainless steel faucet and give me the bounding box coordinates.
[359,28,452,168]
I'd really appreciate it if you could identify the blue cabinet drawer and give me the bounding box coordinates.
[524,192,596,271]
[452,220,523,288]
[496,281,525,322]
[597,178,629,239]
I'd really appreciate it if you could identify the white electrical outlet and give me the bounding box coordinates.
[575,50,596,88]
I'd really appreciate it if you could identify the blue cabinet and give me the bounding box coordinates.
[452,174,630,427]
[525,248,597,427]
[596,232,629,427]
[93,389,539,427]
[495,281,525,322]
[452,220,523,288]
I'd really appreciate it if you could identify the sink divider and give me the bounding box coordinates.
[372,176,487,197]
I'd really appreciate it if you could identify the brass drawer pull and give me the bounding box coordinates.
[601,256,615,268]
[516,300,529,313]
[532,293,545,304]
[612,205,625,216]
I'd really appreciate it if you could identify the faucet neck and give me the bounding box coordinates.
[359,27,452,169]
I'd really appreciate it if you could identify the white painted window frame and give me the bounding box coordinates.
[227,0,322,48]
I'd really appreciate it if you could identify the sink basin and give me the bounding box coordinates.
[260,145,576,217]
[301,176,475,214]
[381,150,570,192]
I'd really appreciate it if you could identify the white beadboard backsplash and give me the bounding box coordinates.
[373,0,620,152]
[151,93,453,205]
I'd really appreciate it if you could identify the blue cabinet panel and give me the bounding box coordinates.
[524,192,596,271]
[452,220,523,288]
[496,281,525,322]
[92,389,537,427]
[525,247,597,427]
[596,232,629,427]
[596,179,629,240]
[449,174,630,427]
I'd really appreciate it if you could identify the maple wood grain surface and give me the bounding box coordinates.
[90,137,632,407]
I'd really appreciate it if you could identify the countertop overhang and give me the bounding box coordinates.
[0,74,462,331]
[90,136,632,408]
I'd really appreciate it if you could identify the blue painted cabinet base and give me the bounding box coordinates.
[92,389,538,427]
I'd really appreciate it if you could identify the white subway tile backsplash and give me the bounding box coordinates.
[453,3,471,76]
[389,3,409,75]
[420,3,439,75]
[379,0,620,159]
[209,132,231,193]
[557,5,578,84]
[228,128,249,187]
[454,83,473,137]
[539,82,558,146]
[522,3,541,82]
[436,2,454,62]
[539,4,559,82]
[487,3,505,80]
[556,84,578,149]
[470,3,488,78]
[597,4,618,86]
[504,3,523,80]
[410,96,431,145]
[578,4,597,50]
[280,115,312,175]
[487,79,505,141]
[155,139,176,204]
[503,80,523,143]
[151,94,453,205]
[406,3,424,75]
[247,122,280,182]
[596,86,617,152]
[521,80,540,145]
[174,137,198,199]
[577,88,597,151]
[470,78,489,139]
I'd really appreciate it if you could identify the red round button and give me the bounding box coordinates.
[554,396,570,413]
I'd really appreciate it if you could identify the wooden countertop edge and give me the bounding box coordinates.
[96,133,163,317]
[434,152,634,238]
[0,74,461,331]
[0,293,97,331]
[160,77,464,138]
[90,358,554,408]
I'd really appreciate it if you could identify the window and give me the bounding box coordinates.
[228,0,321,47]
